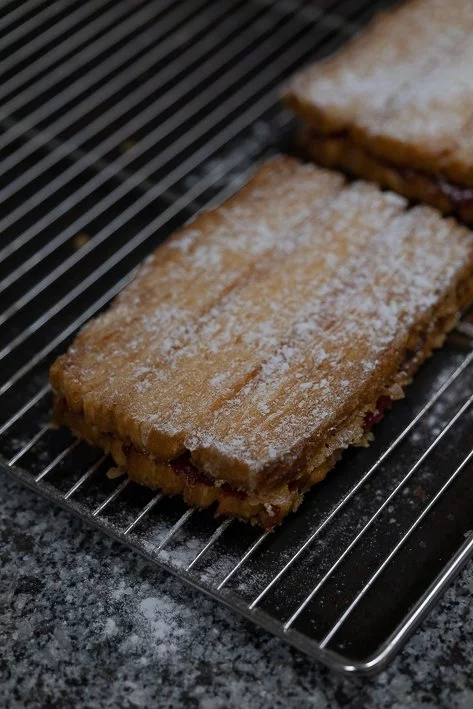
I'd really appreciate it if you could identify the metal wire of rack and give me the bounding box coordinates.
[2,0,473,676]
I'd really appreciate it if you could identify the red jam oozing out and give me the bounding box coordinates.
[171,454,214,486]
[363,395,392,431]
[267,504,281,521]
[221,483,247,500]
[170,453,248,499]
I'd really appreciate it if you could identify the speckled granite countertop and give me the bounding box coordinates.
[2,474,473,709]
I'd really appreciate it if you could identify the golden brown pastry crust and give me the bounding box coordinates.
[50,156,473,527]
[52,291,468,528]
[285,0,473,214]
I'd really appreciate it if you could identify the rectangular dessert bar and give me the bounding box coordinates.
[50,156,473,528]
[285,0,473,222]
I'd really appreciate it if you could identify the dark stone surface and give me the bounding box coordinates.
[2,475,473,709]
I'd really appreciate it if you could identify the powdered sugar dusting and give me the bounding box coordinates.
[57,158,473,491]
[194,204,471,476]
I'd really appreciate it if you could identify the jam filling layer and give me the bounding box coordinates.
[170,453,248,500]
[363,395,392,431]
[169,452,283,524]
[307,130,473,209]
[397,166,473,209]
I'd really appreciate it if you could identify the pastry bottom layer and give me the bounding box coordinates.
[53,265,473,529]
[301,132,473,223]
[54,405,338,528]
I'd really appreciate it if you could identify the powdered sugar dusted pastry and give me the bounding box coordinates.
[285,0,473,222]
[50,157,473,528]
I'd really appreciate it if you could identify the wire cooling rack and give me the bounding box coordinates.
[2,0,473,675]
